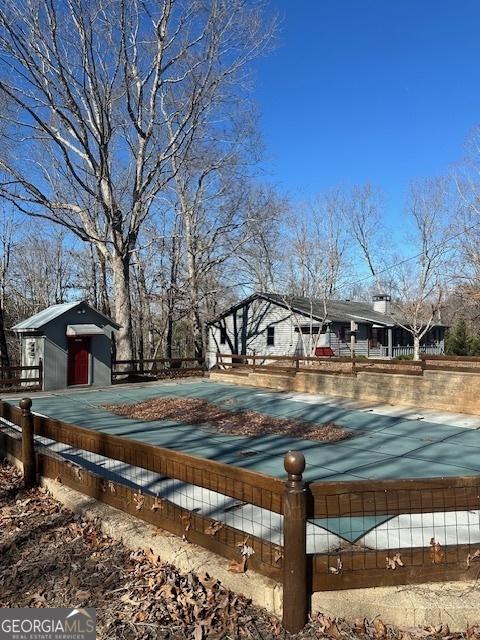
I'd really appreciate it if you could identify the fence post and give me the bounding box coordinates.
[20,397,36,489]
[283,451,307,634]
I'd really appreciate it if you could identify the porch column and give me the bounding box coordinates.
[387,327,393,358]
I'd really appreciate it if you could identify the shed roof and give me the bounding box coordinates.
[12,301,120,333]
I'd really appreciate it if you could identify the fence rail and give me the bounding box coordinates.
[112,357,204,382]
[215,352,480,377]
[2,398,480,633]
[0,360,43,391]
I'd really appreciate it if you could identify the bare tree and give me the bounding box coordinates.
[390,179,451,360]
[450,126,480,316]
[0,0,274,359]
[283,189,351,355]
[344,184,386,280]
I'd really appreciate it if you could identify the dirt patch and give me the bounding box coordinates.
[102,397,352,442]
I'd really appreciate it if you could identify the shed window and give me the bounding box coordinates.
[267,326,275,346]
[220,327,227,345]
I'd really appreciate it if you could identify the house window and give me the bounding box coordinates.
[220,327,227,345]
[267,326,275,346]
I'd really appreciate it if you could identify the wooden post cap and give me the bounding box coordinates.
[284,450,305,477]
[19,398,32,413]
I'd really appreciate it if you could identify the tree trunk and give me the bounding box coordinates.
[184,213,204,361]
[413,335,420,361]
[111,254,133,362]
[0,305,9,369]
[97,249,111,318]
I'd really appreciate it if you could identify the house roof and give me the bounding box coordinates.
[12,301,121,333]
[263,293,397,326]
[208,292,447,328]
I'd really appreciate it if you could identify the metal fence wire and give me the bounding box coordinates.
[0,406,284,577]
[309,480,480,590]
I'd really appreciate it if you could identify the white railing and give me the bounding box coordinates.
[379,345,444,358]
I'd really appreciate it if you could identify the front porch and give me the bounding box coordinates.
[299,323,445,358]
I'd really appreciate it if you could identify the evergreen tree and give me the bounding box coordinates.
[445,320,469,355]
[468,333,480,356]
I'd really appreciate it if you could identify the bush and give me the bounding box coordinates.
[393,354,414,361]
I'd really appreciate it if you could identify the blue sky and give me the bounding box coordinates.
[255,0,480,222]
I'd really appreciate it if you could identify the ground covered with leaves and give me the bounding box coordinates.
[102,397,351,442]
[2,460,480,640]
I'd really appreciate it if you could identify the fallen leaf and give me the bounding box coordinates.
[374,618,387,638]
[467,625,480,639]
[326,621,343,639]
[30,593,47,606]
[353,618,366,634]
[205,521,224,536]
[159,584,176,599]
[429,538,445,564]
[386,552,404,570]
[151,495,165,511]
[329,557,343,574]
[133,492,144,511]
[146,548,159,565]
[193,625,203,640]
[75,590,90,602]
[134,611,147,622]
[180,512,192,532]
[273,549,283,565]
[228,556,247,573]
[467,549,480,568]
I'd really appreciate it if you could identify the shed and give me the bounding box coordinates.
[12,301,120,391]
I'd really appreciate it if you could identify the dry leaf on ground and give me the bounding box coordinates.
[102,397,352,442]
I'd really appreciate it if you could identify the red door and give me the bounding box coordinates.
[67,337,90,385]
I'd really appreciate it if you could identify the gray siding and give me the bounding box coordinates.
[18,301,115,390]
[207,298,304,368]
[90,334,113,387]
[207,298,335,367]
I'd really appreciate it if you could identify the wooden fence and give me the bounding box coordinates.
[215,352,480,377]
[0,360,43,391]
[112,357,204,382]
[2,398,480,633]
